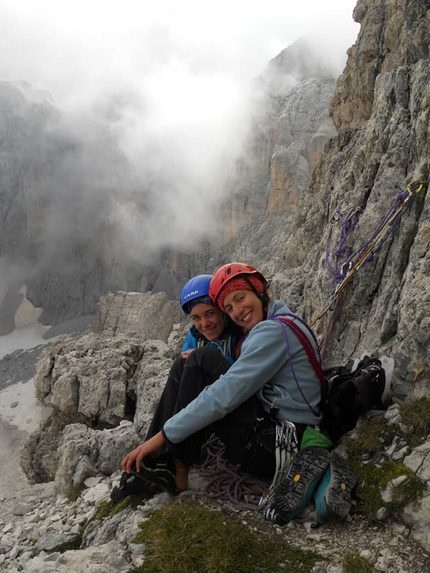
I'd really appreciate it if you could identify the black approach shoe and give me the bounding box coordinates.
[110,469,161,503]
[132,453,178,496]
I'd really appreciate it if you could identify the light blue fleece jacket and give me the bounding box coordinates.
[163,300,322,444]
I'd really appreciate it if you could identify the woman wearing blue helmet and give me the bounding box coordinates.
[111,274,243,501]
[180,274,242,362]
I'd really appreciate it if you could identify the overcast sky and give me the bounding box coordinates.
[1,1,359,107]
[0,0,360,268]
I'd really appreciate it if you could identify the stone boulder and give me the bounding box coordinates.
[54,422,141,492]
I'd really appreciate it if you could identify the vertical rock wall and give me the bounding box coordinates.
[284,0,429,394]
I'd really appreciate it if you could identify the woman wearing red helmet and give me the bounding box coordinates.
[120,262,345,524]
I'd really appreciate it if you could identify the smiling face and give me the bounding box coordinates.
[222,289,264,330]
[189,303,226,341]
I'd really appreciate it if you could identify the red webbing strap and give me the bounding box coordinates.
[274,316,328,397]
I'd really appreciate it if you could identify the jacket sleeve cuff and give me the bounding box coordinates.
[161,427,174,447]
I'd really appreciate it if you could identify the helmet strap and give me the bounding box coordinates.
[241,276,269,320]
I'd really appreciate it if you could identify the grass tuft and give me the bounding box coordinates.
[343,551,374,572]
[93,491,155,521]
[130,500,324,573]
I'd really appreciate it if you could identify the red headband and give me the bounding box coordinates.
[218,276,265,310]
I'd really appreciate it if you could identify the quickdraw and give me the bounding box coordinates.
[310,180,425,336]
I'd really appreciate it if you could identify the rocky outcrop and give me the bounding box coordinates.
[92,290,181,342]
[21,333,177,483]
[332,0,430,129]
[21,291,186,483]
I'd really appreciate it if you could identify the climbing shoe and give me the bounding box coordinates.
[313,453,357,525]
[273,446,331,524]
[132,453,178,496]
[110,468,161,502]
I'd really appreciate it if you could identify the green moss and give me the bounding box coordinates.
[399,398,430,449]
[343,552,374,573]
[344,416,425,523]
[93,491,154,521]
[65,483,85,502]
[344,416,394,458]
[93,500,114,521]
[130,501,324,573]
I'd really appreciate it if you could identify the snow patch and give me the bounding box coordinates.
[0,324,56,359]
[0,378,52,432]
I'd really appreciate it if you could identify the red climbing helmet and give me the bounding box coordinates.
[209,262,267,309]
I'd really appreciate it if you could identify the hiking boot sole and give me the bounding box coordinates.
[315,453,357,523]
[273,446,331,522]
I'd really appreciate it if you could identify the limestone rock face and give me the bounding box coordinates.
[282,0,430,395]
[93,290,181,342]
[332,0,430,130]
[34,334,146,426]
[194,0,429,399]
[53,422,141,492]
[218,40,337,243]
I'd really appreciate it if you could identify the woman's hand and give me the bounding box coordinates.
[121,431,167,473]
[181,349,194,359]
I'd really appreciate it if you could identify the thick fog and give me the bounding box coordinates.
[0,1,359,311]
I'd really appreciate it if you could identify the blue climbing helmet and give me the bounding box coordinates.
[180,274,213,314]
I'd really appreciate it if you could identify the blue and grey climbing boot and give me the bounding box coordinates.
[314,453,357,525]
[273,446,331,524]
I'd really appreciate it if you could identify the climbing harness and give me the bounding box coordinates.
[310,180,425,335]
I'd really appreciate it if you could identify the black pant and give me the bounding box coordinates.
[145,346,277,477]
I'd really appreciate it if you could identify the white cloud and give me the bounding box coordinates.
[0,0,359,106]
[0,0,359,261]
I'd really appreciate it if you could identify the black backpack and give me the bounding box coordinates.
[320,356,390,444]
[272,316,392,445]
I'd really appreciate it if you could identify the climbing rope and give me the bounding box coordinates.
[199,424,298,516]
[198,436,270,511]
[325,202,365,284]
[310,180,425,332]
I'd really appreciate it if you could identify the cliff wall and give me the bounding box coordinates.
[285,0,429,393]
[183,0,430,399]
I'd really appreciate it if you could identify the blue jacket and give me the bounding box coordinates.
[181,325,238,365]
[164,300,322,444]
